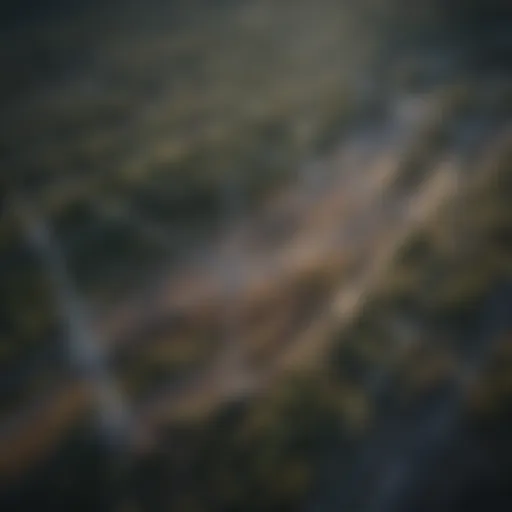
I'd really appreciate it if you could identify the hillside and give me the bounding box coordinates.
[1,1,511,511]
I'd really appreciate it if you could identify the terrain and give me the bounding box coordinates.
[1,1,511,510]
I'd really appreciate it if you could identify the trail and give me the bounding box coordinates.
[131,93,459,425]
[0,93,497,476]
[12,199,132,449]
[102,95,428,344]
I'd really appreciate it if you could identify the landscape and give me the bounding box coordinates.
[0,1,511,510]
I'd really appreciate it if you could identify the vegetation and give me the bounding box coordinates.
[1,1,511,511]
